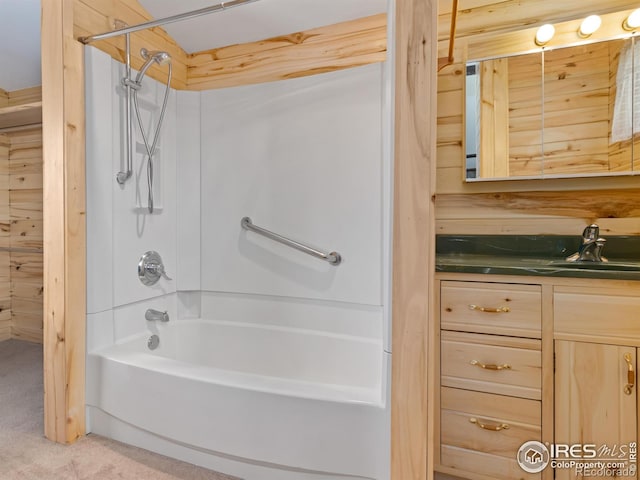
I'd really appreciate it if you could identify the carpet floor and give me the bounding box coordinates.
[0,339,239,480]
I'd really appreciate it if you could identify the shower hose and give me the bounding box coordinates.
[132,63,172,214]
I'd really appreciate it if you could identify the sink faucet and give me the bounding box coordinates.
[566,224,608,262]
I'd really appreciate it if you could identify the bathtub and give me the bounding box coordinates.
[86,318,389,480]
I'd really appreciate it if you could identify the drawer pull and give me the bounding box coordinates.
[624,353,635,395]
[469,417,510,431]
[470,359,512,371]
[468,304,510,313]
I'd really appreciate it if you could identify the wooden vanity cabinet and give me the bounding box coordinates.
[554,341,637,480]
[437,278,544,480]
[435,274,640,480]
[554,286,640,480]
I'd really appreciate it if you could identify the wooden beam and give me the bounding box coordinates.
[391,0,437,479]
[0,102,42,130]
[186,14,387,90]
[42,0,86,443]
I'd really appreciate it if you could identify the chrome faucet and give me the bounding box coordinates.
[566,224,608,262]
[145,308,169,322]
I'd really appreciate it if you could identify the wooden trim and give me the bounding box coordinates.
[185,14,387,90]
[540,283,554,480]
[391,0,437,479]
[7,86,42,106]
[0,102,42,130]
[42,0,86,443]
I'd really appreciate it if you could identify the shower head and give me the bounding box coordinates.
[141,48,171,65]
[135,48,172,83]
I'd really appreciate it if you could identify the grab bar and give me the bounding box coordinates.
[241,217,342,266]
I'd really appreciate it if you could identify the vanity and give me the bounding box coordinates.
[434,4,640,479]
[434,235,640,480]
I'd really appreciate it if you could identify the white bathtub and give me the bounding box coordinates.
[87,318,389,480]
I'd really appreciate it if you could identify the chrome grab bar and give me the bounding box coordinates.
[241,217,342,266]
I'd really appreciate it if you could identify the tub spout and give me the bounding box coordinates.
[145,309,169,322]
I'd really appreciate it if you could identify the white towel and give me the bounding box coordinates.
[611,40,638,143]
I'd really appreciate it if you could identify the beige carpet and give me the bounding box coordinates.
[0,339,239,480]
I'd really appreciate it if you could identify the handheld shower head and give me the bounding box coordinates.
[141,48,171,65]
[136,48,172,83]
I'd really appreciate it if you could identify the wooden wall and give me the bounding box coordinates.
[9,126,43,343]
[0,87,43,343]
[543,41,623,176]
[0,133,10,341]
[436,2,640,236]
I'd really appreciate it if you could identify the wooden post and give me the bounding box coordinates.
[41,0,86,443]
[391,0,437,479]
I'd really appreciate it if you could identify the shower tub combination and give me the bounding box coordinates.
[87,317,389,480]
[83,2,391,478]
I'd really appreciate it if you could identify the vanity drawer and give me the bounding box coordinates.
[554,286,640,345]
[441,387,541,480]
[441,281,542,338]
[441,330,542,399]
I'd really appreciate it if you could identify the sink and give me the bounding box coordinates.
[548,261,640,271]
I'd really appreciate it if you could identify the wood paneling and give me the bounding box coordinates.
[464,7,639,61]
[0,128,8,343]
[73,0,188,89]
[0,134,8,342]
[0,103,43,347]
[0,102,42,130]
[392,0,437,479]
[479,59,510,177]
[8,128,43,344]
[436,190,640,235]
[7,87,42,106]
[42,0,86,444]
[186,14,387,90]
[440,1,640,45]
[10,251,43,343]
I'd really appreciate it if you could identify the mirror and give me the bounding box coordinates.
[466,36,636,181]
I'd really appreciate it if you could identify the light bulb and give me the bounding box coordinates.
[535,24,555,46]
[623,8,640,31]
[578,15,602,37]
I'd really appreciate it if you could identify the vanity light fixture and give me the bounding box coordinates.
[535,24,555,46]
[578,15,602,37]
[623,8,640,31]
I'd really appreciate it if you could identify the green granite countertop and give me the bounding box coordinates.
[436,235,640,280]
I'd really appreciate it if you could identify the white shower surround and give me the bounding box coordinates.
[85,40,392,480]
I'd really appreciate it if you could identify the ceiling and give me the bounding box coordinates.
[137,0,388,54]
[0,0,631,92]
[0,0,40,91]
[0,0,386,91]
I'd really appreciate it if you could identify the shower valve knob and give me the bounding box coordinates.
[138,251,172,285]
